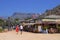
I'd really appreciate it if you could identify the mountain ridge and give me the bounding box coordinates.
[11,12,40,20]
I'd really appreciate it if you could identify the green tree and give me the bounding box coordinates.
[0,19,4,26]
[0,19,4,32]
[14,18,19,25]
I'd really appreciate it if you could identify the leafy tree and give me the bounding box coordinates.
[14,18,20,25]
[0,19,4,26]
[25,17,31,20]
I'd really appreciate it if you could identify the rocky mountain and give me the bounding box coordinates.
[11,12,40,20]
[41,5,60,17]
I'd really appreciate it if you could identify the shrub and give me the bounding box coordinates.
[57,27,60,33]
[0,28,3,32]
[43,26,48,30]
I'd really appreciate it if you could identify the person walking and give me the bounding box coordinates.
[16,25,19,34]
[46,28,48,34]
[20,25,23,35]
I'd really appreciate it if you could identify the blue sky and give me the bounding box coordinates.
[0,0,60,17]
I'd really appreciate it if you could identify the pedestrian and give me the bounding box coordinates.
[46,28,48,34]
[20,25,23,35]
[38,25,42,33]
[16,25,19,34]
